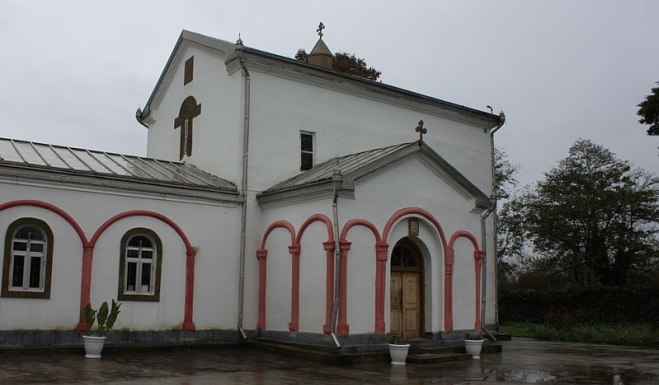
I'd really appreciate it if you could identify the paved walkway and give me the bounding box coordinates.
[1,338,658,384]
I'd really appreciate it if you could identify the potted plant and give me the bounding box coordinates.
[464,331,484,359]
[387,333,411,365]
[81,299,121,358]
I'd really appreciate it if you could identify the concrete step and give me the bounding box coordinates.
[491,332,512,341]
[407,351,471,364]
[250,340,389,365]
[251,339,502,366]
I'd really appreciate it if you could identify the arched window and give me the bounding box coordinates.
[2,218,54,298]
[118,228,162,301]
[391,239,423,272]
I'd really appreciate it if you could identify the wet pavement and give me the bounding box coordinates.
[1,338,658,384]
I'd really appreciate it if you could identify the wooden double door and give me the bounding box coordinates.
[390,239,423,339]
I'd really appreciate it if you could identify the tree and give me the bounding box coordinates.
[637,82,659,136]
[525,139,659,285]
[295,49,382,81]
[494,148,527,278]
[494,148,518,201]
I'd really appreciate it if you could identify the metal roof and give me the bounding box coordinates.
[262,143,411,194]
[259,141,490,209]
[0,137,237,193]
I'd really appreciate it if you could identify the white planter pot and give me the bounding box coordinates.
[388,343,410,365]
[83,335,106,359]
[464,339,484,359]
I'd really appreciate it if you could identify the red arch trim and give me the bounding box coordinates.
[382,207,447,249]
[90,210,194,253]
[88,209,197,331]
[381,207,454,331]
[295,214,334,244]
[294,213,335,333]
[256,219,296,332]
[0,200,93,331]
[337,218,383,335]
[259,220,296,249]
[448,229,485,331]
[1,202,198,332]
[0,200,89,246]
[448,230,482,252]
[339,218,382,243]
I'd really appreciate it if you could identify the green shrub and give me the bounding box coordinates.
[499,285,659,327]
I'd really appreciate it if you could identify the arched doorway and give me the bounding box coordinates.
[390,237,424,339]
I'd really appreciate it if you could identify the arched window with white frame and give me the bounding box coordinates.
[2,218,54,299]
[118,228,162,301]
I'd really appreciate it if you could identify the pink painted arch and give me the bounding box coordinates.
[256,220,296,331]
[448,230,485,331]
[90,210,197,331]
[0,200,89,246]
[339,218,383,336]
[0,200,91,330]
[295,214,335,333]
[381,207,454,331]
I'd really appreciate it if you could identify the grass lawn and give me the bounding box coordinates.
[500,322,659,347]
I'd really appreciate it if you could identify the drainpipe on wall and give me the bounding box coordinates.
[329,167,343,349]
[480,204,495,341]
[236,52,251,340]
[482,111,505,337]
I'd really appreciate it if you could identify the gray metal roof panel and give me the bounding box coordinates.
[260,141,490,209]
[0,137,237,192]
[262,142,412,194]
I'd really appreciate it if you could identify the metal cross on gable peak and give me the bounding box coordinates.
[415,120,427,143]
[317,22,325,38]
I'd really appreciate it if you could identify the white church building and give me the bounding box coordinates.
[0,29,504,348]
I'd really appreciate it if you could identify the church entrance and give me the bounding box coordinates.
[390,238,424,339]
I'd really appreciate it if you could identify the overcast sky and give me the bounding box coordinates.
[1,0,657,187]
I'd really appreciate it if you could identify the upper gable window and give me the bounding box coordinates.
[184,56,194,85]
[300,131,315,171]
[2,218,54,299]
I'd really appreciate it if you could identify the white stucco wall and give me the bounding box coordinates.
[0,179,241,331]
[0,204,82,330]
[145,43,243,185]
[246,70,493,193]
[255,156,491,335]
[140,37,497,336]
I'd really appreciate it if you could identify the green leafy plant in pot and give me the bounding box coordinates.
[386,333,410,365]
[81,299,121,358]
[464,330,484,359]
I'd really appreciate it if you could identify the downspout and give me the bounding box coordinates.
[481,111,505,338]
[237,50,250,340]
[329,168,343,348]
[480,204,495,340]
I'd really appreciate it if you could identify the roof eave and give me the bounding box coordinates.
[226,46,500,129]
[0,163,241,203]
[257,180,355,206]
[139,30,235,125]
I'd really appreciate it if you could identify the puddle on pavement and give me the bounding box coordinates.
[493,366,658,384]
[499,369,556,383]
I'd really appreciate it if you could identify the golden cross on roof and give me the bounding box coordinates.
[317,22,325,38]
[415,120,427,143]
